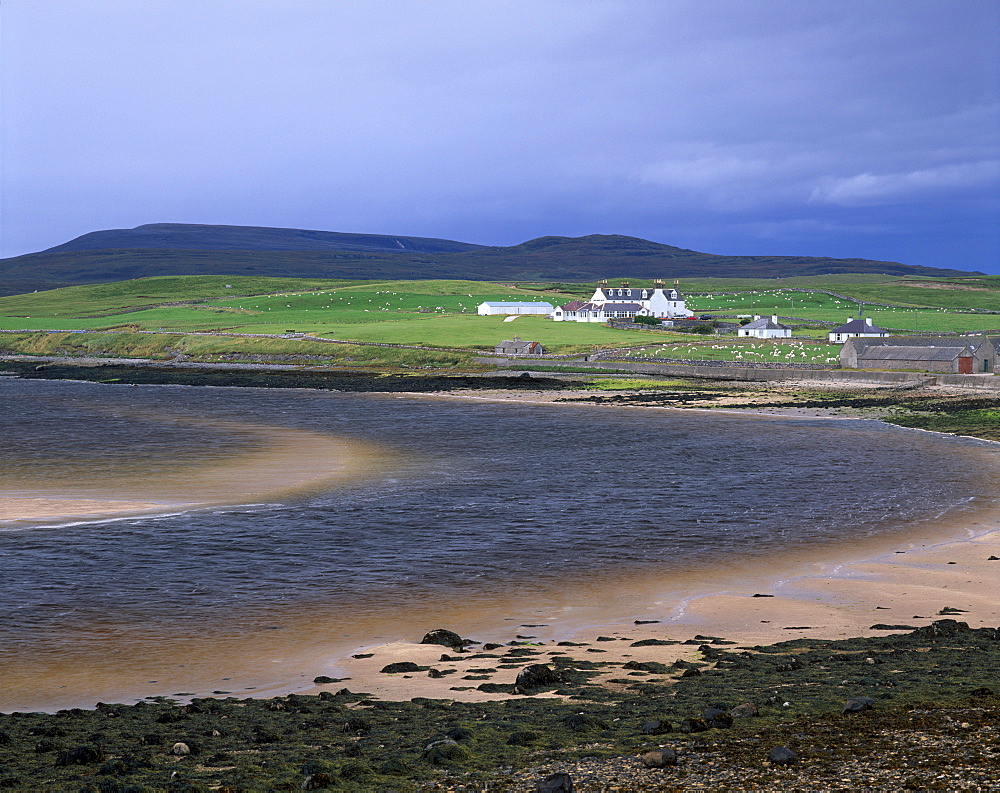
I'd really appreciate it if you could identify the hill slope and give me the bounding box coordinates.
[0,224,980,296]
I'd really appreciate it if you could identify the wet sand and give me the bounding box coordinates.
[297,510,1000,704]
[0,497,186,523]
[1,387,998,712]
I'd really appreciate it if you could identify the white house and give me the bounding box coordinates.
[478,301,554,316]
[738,315,792,339]
[828,317,890,344]
[552,279,690,323]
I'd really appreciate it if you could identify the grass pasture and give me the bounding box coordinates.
[623,338,843,365]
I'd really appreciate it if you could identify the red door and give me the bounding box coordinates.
[958,355,973,374]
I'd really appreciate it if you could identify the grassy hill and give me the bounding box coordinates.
[0,224,981,296]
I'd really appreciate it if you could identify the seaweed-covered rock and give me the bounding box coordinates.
[641,749,678,768]
[623,660,671,673]
[55,746,103,766]
[420,629,466,649]
[730,702,760,718]
[380,661,428,674]
[769,747,797,765]
[421,738,471,765]
[515,664,560,692]
[842,696,875,714]
[302,771,332,789]
[536,772,574,792]
[640,719,672,735]
[911,619,970,639]
[507,729,539,746]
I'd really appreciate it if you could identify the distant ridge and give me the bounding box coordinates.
[0,223,981,296]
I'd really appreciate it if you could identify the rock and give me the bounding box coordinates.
[769,747,797,765]
[55,746,104,766]
[630,638,678,647]
[506,729,539,746]
[634,619,660,624]
[730,702,760,718]
[937,606,968,615]
[445,726,474,741]
[595,636,616,641]
[842,696,875,714]
[421,738,471,765]
[561,713,605,731]
[172,741,192,756]
[428,668,444,678]
[678,717,710,733]
[318,691,335,701]
[681,667,702,677]
[536,772,574,792]
[988,555,999,561]
[301,771,333,789]
[482,643,502,650]
[313,675,337,684]
[420,628,466,649]
[705,708,733,728]
[623,660,671,673]
[0,730,11,745]
[380,661,428,674]
[752,593,774,597]
[351,652,374,659]
[870,624,918,630]
[911,619,970,639]
[970,687,995,697]
[641,719,672,735]
[515,663,560,692]
[640,749,678,768]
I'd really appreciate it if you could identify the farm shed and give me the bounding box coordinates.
[494,336,544,355]
[841,336,994,374]
[478,301,554,316]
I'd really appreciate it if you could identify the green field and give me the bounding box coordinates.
[0,275,995,365]
[622,338,843,364]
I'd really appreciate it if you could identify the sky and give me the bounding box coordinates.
[2,0,998,273]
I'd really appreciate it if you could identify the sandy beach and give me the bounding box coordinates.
[2,385,997,714]
[297,509,1000,704]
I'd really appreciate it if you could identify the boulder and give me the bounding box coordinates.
[421,738,471,765]
[911,619,970,639]
[641,719,672,735]
[55,746,103,766]
[769,747,797,765]
[730,702,760,718]
[380,661,428,674]
[640,749,678,768]
[842,696,875,714]
[420,629,466,649]
[172,742,191,757]
[515,663,560,692]
[536,772,574,792]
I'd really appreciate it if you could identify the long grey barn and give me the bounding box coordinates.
[840,336,996,374]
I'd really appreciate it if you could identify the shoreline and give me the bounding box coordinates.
[0,378,997,714]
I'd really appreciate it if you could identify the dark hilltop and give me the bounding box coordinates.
[0,222,980,296]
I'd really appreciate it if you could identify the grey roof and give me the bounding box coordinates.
[558,300,586,311]
[480,301,553,308]
[497,339,541,352]
[831,318,889,334]
[849,335,989,351]
[859,346,966,362]
[742,317,789,330]
[601,302,645,311]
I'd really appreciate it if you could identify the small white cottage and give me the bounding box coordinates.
[738,315,792,339]
[828,317,890,343]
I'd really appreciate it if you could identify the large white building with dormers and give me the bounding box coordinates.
[551,279,690,323]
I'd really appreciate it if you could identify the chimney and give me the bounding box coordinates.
[654,279,665,288]
[620,281,630,287]
[597,279,608,287]
[771,315,778,323]
[753,315,760,321]
[847,316,853,323]
[865,316,872,324]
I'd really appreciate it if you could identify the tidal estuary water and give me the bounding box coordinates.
[2,377,999,710]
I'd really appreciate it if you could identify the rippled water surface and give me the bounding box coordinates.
[2,377,998,708]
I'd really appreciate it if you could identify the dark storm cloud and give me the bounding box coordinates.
[1,0,997,271]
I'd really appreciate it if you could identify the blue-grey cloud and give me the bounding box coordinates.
[2,0,997,272]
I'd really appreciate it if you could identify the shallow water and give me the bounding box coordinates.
[2,378,998,709]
